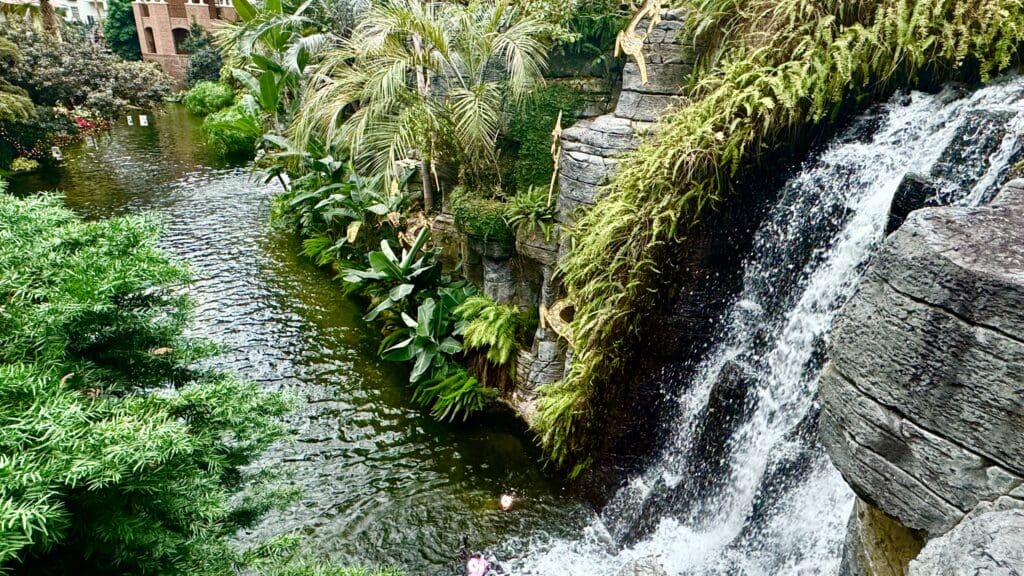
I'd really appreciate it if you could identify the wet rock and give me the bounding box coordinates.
[616,556,668,576]
[689,360,755,480]
[908,507,1024,576]
[886,173,940,235]
[839,499,925,576]
[820,179,1024,535]
[929,109,1020,202]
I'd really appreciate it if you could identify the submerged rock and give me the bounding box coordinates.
[616,556,668,576]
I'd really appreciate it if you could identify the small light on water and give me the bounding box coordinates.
[499,493,514,511]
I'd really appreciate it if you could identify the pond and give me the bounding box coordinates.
[7,105,590,575]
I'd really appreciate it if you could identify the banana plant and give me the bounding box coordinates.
[342,227,438,320]
[380,297,462,383]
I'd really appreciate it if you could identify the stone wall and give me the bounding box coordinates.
[820,179,1024,574]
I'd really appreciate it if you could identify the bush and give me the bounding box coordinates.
[1,23,171,116]
[183,81,235,116]
[104,0,142,61]
[187,46,225,88]
[9,156,37,172]
[180,23,224,88]
[202,102,261,157]
[448,186,514,247]
[506,185,558,242]
[0,191,295,574]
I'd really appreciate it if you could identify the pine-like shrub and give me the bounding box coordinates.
[0,190,294,574]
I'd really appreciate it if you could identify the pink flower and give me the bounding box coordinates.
[466,557,490,576]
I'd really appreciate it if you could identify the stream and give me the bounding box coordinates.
[7,105,590,575]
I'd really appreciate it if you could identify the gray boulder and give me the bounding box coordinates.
[820,179,1024,535]
[909,507,1024,576]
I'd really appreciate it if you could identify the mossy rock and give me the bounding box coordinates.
[448,186,514,253]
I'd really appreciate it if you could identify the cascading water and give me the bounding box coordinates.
[507,76,1024,575]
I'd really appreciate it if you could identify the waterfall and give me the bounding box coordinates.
[508,76,1024,575]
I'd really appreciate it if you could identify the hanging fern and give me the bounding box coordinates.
[455,296,524,367]
[539,0,1024,469]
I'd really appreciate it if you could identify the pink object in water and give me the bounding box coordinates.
[466,556,490,576]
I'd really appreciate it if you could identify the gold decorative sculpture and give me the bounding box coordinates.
[548,110,563,206]
[614,0,665,85]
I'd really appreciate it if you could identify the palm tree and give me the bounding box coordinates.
[293,0,551,213]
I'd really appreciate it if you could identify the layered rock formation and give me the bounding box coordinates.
[821,179,1024,572]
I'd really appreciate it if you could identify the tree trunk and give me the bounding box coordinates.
[411,29,434,214]
[39,0,57,36]
[420,158,434,213]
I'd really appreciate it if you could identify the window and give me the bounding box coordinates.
[86,14,95,25]
[144,27,157,53]
[70,6,80,20]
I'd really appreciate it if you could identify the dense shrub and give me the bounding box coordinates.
[0,190,294,574]
[183,81,235,116]
[202,102,261,157]
[180,23,224,88]
[0,106,81,162]
[0,38,33,123]
[0,23,171,116]
[104,0,142,61]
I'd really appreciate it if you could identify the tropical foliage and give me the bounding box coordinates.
[293,0,553,211]
[0,189,295,573]
[506,185,557,242]
[203,102,262,156]
[184,81,235,117]
[537,0,1024,468]
[104,0,141,61]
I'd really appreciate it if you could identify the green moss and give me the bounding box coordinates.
[506,82,584,192]
[449,186,514,246]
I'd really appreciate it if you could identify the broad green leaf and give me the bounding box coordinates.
[232,0,257,21]
[346,221,362,244]
[390,283,414,302]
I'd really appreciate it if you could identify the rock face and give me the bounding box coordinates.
[556,9,691,220]
[839,499,925,576]
[909,507,1024,576]
[821,179,1024,568]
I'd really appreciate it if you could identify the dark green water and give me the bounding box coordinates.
[7,106,590,575]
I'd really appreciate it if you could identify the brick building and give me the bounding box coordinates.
[132,0,236,82]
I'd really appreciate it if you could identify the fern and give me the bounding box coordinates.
[412,365,496,422]
[455,296,523,366]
